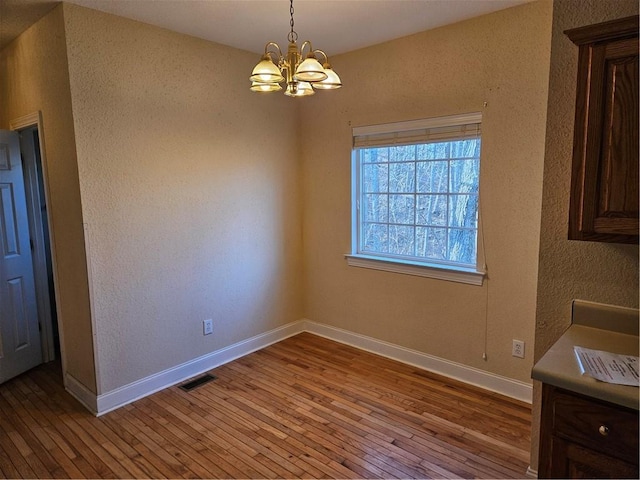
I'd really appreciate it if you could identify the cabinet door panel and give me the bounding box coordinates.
[549,436,638,479]
[566,16,639,243]
[597,38,638,230]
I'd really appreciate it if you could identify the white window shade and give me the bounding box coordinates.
[353,112,481,149]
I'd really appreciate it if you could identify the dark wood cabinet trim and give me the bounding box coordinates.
[565,16,639,45]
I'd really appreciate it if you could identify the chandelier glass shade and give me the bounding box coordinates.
[249,0,342,97]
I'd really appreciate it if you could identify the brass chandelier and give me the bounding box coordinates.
[249,0,342,97]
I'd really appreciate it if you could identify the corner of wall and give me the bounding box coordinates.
[2,3,97,395]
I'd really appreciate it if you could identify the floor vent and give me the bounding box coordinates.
[179,373,217,392]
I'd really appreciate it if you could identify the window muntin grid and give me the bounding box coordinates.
[356,138,480,268]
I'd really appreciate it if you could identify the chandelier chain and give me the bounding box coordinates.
[288,0,298,43]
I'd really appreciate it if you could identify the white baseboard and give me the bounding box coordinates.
[526,466,538,478]
[88,318,532,416]
[302,319,533,404]
[65,372,98,415]
[94,320,304,415]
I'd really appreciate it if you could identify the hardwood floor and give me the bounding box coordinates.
[0,332,531,479]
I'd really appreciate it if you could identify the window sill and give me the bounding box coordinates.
[345,254,485,286]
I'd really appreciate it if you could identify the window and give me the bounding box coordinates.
[348,113,484,285]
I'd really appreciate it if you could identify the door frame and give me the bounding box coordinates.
[9,112,63,368]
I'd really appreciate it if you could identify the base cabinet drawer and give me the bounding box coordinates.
[539,384,639,479]
[551,387,638,462]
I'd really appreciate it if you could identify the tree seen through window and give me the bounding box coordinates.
[358,138,480,267]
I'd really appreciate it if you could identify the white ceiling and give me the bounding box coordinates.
[1,0,531,55]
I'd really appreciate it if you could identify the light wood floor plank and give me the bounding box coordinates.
[1,385,82,479]
[0,332,531,479]
[140,395,273,478]
[14,379,102,478]
[0,420,41,478]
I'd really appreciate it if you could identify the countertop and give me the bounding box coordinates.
[532,300,639,410]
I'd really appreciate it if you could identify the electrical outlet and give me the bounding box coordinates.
[512,339,525,358]
[203,319,213,336]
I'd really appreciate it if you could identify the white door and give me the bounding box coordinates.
[0,130,42,383]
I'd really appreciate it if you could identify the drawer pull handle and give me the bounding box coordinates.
[598,425,609,436]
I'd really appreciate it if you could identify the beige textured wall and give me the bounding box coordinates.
[0,5,96,393]
[62,4,303,393]
[301,1,553,383]
[530,0,639,471]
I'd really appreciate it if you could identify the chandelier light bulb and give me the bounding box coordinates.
[250,81,283,93]
[249,57,284,83]
[284,81,315,97]
[294,55,328,82]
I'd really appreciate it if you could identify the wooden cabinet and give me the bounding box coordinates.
[538,383,639,479]
[565,16,639,243]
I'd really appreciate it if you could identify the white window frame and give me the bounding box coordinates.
[346,112,485,286]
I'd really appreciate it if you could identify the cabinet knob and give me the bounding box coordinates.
[598,425,609,436]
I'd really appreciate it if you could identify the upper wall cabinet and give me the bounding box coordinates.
[565,16,639,244]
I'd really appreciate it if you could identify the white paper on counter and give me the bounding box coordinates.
[574,346,639,386]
